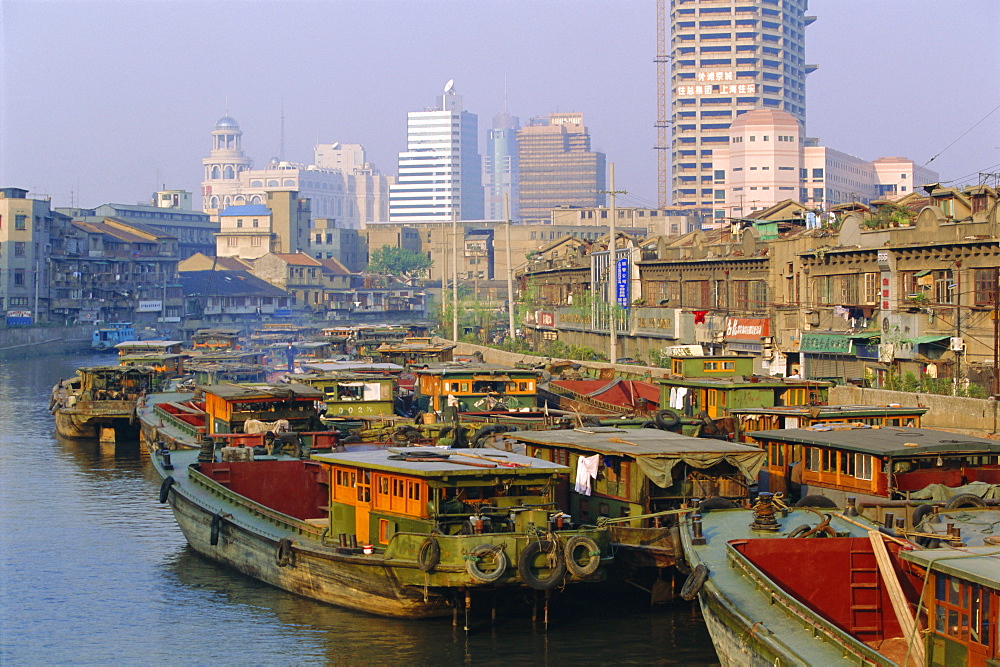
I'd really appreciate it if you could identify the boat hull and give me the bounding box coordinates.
[167,489,450,618]
[54,405,138,441]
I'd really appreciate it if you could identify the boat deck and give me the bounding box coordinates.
[683,508,906,665]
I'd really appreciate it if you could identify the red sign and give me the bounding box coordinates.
[725,317,770,340]
[538,312,555,327]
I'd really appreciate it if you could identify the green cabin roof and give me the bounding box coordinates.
[750,426,1000,458]
[900,547,1000,588]
[509,427,764,458]
[312,448,566,478]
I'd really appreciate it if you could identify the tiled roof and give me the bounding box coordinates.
[179,270,287,297]
[274,252,322,266]
[319,258,352,275]
[219,205,271,217]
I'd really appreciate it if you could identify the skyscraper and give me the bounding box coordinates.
[389,81,484,222]
[484,112,520,221]
[517,113,606,225]
[667,0,815,215]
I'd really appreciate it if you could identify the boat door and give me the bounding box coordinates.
[355,470,372,542]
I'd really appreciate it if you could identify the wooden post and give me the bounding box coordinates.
[868,530,925,666]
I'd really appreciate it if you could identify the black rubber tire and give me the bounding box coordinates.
[581,416,602,427]
[158,476,175,503]
[794,495,838,508]
[911,503,936,527]
[466,544,507,583]
[517,540,566,591]
[413,411,426,426]
[680,563,708,600]
[275,538,294,567]
[945,493,986,510]
[417,537,441,573]
[564,535,601,577]
[787,524,813,538]
[640,420,659,429]
[654,409,681,430]
[699,497,738,512]
[210,513,222,546]
[437,426,454,439]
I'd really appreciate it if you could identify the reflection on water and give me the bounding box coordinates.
[1,352,718,664]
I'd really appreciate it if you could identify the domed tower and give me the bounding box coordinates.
[201,115,253,213]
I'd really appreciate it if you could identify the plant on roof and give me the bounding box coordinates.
[367,245,432,282]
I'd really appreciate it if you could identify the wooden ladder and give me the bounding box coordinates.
[849,545,883,637]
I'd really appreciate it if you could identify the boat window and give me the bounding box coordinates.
[821,449,835,472]
[805,447,819,472]
[460,382,470,392]
[855,454,873,481]
[472,380,505,393]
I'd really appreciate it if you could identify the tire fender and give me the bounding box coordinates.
[680,563,708,600]
[517,539,566,591]
[158,476,175,503]
[275,538,294,567]
[564,535,601,577]
[210,513,222,546]
[417,537,441,573]
[466,544,507,583]
[654,409,681,430]
[944,493,986,510]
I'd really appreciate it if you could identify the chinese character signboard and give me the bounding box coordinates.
[615,257,629,308]
[6,310,32,326]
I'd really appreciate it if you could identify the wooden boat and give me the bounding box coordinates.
[729,404,927,442]
[375,338,456,366]
[749,424,1000,527]
[539,378,660,416]
[137,382,337,453]
[150,444,614,619]
[499,427,766,572]
[412,363,539,413]
[679,499,925,666]
[898,546,999,665]
[191,328,242,351]
[91,321,136,351]
[51,365,158,442]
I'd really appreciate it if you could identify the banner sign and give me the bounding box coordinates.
[615,257,629,308]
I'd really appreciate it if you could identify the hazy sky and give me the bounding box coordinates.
[2,0,998,211]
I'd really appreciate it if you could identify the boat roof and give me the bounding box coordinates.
[658,376,831,389]
[302,361,405,372]
[377,341,456,352]
[284,373,394,383]
[197,382,325,401]
[730,405,928,417]
[900,547,1000,588]
[411,362,536,376]
[749,426,1000,457]
[508,427,764,457]
[114,340,184,349]
[312,447,567,478]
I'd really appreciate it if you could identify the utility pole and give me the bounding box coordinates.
[504,193,515,341]
[452,209,459,342]
[604,163,627,365]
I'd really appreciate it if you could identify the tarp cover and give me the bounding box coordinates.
[908,480,1000,502]
[634,450,766,488]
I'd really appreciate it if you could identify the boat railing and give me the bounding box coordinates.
[723,541,895,665]
[153,404,205,439]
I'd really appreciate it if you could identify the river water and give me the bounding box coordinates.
[0,352,718,664]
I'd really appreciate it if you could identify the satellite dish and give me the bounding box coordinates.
[443,79,455,93]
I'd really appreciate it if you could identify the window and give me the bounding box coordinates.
[13,270,25,286]
[854,454,873,481]
[812,168,824,179]
[227,236,238,247]
[13,242,25,257]
[15,215,26,230]
[934,270,954,304]
[805,447,819,471]
[974,268,999,307]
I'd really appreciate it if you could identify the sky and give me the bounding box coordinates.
[1,0,998,212]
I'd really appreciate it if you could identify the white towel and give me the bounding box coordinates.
[574,454,601,496]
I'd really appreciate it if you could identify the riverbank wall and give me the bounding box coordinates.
[0,326,93,359]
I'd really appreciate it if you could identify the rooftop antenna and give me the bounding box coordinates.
[503,74,508,115]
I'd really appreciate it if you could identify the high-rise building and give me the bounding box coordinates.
[517,113,606,225]
[0,188,54,324]
[389,81,484,222]
[484,112,520,220]
[667,0,815,213]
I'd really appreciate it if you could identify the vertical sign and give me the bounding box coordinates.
[615,257,630,308]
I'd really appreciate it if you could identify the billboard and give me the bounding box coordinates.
[615,257,629,308]
[6,310,32,326]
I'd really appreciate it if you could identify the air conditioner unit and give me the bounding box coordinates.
[950,337,965,352]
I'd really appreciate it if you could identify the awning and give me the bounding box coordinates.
[847,331,881,339]
[905,334,951,345]
[914,269,932,277]
[635,450,767,486]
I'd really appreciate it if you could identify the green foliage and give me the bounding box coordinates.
[367,245,432,279]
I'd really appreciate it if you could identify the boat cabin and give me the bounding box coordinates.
[268,341,336,363]
[73,365,159,402]
[92,322,136,351]
[118,353,185,378]
[658,376,830,424]
[750,425,1000,516]
[199,382,327,435]
[667,354,755,378]
[191,328,242,350]
[413,363,538,413]
[729,405,926,441]
[504,427,766,524]
[115,340,184,357]
[311,448,567,545]
[185,361,269,385]
[375,340,456,366]
[284,372,396,418]
[900,548,999,667]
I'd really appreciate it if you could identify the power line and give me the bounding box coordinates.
[924,103,1000,166]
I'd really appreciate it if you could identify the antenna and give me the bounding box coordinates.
[280,100,286,161]
[503,75,508,115]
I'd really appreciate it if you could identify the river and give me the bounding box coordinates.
[0,352,718,664]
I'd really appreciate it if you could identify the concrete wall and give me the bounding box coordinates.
[0,325,93,358]
[830,385,999,437]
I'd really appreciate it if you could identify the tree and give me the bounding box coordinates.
[367,245,432,282]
